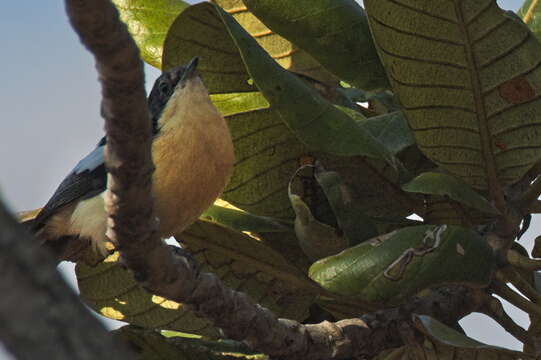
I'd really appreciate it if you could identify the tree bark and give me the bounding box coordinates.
[0,202,133,360]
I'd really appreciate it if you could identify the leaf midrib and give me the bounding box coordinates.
[454,0,504,209]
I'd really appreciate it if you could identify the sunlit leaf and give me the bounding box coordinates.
[201,204,292,233]
[519,0,541,39]
[77,220,318,336]
[112,0,189,69]
[242,0,389,90]
[309,225,495,305]
[365,0,541,191]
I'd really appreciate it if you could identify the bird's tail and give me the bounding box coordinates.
[17,208,42,230]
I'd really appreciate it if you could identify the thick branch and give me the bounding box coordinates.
[0,201,133,360]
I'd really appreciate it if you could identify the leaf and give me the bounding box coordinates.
[289,179,350,261]
[365,0,541,191]
[112,0,189,69]
[355,111,415,155]
[113,326,266,360]
[201,205,293,233]
[242,0,389,90]
[519,0,541,39]
[77,220,318,336]
[314,169,379,244]
[414,315,533,359]
[216,7,400,168]
[76,252,221,338]
[317,146,431,219]
[211,0,337,85]
[177,220,319,321]
[402,172,499,215]
[309,225,495,305]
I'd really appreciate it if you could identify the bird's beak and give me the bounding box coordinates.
[179,57,199,88]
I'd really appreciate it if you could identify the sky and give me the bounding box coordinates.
[0,0,534,358]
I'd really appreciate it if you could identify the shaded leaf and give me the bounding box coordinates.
[201,205,292,233]
[177,220,319,321]
[365,0,541,191]
[77,220,318,336]
[242,0,389,90]
[113,326,265,360]
[211,0,337,85]
[354,111,415,156]
[76,252,220,338]
[414,315,533,359]
[422,196,494,227]
[216,7,400,168]
[314,169,378,244]
[289,177,349,261]
[402,172,498,215]
[112,0,189,69]
[309,225,495,305]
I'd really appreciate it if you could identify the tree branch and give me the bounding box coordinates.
[0,200,134,360]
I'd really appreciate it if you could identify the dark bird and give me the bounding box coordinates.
[27,57,235,257]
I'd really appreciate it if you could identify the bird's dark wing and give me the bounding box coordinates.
[32,139,107,229]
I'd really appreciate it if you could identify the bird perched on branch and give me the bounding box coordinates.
[26,57,235,259]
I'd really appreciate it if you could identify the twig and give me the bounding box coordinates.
[0,200,133,359]
[496,268,541,304]
[520,176,541,214]
[530,200,541,214]
[507,250,541,272]
[479,293,532,346]
[492,281,541,318]
[524,0,541,24]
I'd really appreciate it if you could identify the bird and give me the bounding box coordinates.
[26,57,235,259]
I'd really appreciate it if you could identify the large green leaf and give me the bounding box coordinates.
[309,225,495,305]
[216,6,400,168]
[242,0,389,90]
[177,220,318,321]
[519,1,541,40]
[76,251,220,338]
[365,0,541,192]
[112,0,188,69]
[162,1,336,86]
[76,220,317,337]
[402,172,498,214]
[211,0,337,85]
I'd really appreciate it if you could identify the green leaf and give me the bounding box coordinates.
[216,7,400,167]
[242,0,389,90]
[112,0,188,69]
[289,179,349,261]
[113,326,265,360]
[76,252,221,338]
[356,111,415,155]
[414,315,533,359]
[178,220,319,321]
[77,220,318,336]
[365,0,541,191]
[519,1,541,39]
[402,172,499,215]
[201,205,293,233]
[309,225,495,305]
[314,169,379,244]
[211,0,337,85]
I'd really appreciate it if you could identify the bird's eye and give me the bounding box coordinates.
[159,81,171,95]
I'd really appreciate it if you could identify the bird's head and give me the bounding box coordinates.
[148,57,214,133]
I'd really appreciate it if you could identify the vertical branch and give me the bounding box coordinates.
[0,201,133,359]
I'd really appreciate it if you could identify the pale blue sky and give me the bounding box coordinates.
[0,0,533,357]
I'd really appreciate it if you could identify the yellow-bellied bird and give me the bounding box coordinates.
[28,57,234,258]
